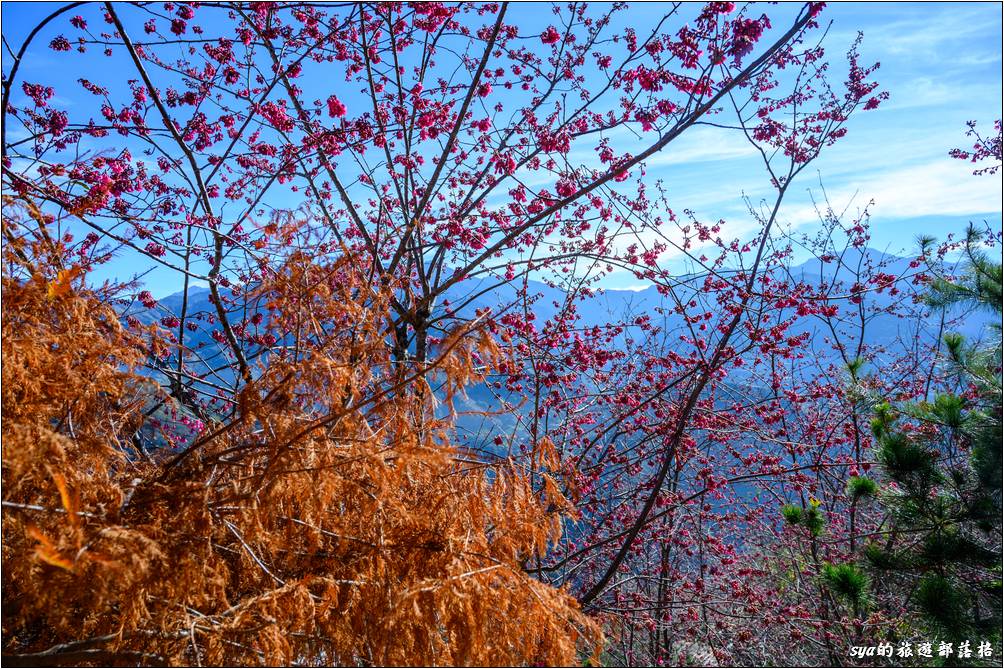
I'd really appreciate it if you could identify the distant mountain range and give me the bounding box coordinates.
[133,247,997,450]
[143,247,994,343]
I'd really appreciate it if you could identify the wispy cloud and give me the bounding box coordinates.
[828,4,1002,60]
[782,159,1002,228]
[644,126,759,167]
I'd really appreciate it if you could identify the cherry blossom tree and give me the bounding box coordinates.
[3,2,856,399]
[1,2,924,666]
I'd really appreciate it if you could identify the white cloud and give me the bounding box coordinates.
[868,164,1001,219]
[828,5,1001,60]
[643,126,759,167]
[782,159,1002,227]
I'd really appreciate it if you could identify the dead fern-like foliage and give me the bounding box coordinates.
[1,200,600,666]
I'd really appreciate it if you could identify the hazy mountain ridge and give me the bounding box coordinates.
[135,248,995,445]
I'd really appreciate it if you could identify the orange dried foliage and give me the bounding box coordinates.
[1,200,600,666]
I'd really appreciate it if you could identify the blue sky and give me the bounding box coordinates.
[598,2,1003,287]
[2,2,1001,295]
